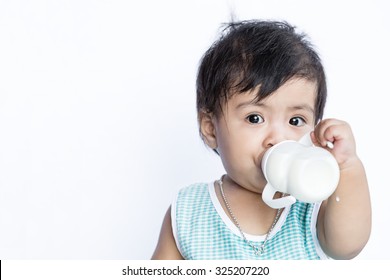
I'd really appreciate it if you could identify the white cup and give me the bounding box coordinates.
[261,133,340,209]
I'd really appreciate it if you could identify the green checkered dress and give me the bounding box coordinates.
[171,182,328,260]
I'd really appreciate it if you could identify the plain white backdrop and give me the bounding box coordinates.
[0,0,389,259]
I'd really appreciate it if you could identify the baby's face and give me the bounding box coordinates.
[214,78,317,193]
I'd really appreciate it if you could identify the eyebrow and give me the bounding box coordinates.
[288,105,315,114]
[235,100,263,110]
[235,101,315,114]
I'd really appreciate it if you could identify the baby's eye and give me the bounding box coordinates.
[246,114,264,124]
[289,117,306,127]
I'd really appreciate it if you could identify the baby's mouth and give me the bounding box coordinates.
[258,149,270,167]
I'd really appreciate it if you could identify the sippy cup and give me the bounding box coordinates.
[261,133,340,209]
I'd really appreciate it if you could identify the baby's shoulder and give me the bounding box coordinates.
[175,182,210,203]
[178,182,209,195]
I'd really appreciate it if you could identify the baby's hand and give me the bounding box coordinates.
[310,118,358,170]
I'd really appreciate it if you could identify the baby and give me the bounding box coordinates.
[152,20,371,259]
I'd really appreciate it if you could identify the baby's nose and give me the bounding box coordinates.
[263,129,288,148]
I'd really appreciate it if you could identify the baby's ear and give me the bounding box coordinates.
[198,110,218,150]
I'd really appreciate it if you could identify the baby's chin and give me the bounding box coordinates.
[252,176,268,194]
[257,173,267,187]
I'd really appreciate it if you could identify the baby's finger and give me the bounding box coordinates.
[314,119,340,147]
[310,131,321,147]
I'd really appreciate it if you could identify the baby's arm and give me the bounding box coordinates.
[151,206,184,260]
[312,119,371,259]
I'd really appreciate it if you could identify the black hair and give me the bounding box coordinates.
[196,20,327,123]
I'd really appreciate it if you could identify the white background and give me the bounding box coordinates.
[0,0,389,259]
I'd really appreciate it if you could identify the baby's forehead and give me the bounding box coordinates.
[224,79,317,114]
[225,78,317,105]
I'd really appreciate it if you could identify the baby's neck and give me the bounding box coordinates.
[216,176,283,235]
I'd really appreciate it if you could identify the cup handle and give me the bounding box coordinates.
[299,131,334,149]
[298,132,314,146]
[262,183,297,209]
